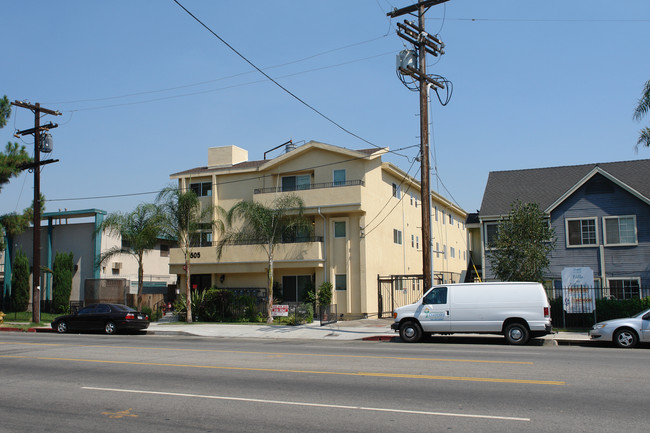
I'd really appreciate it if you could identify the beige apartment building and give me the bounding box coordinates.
[169,141,467,318]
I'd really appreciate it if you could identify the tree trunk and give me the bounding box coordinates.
[137,254,144,310]
[266,250,274,324]
[185,251,192,323]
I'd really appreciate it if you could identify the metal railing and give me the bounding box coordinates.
[254,179,364,194]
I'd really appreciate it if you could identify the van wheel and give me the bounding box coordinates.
[504,323,529,345]
[399,321,422,343]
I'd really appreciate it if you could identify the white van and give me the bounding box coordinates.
[390,282,552,344]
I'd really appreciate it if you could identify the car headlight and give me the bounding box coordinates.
[592,323,607,330]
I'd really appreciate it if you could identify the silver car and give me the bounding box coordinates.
[589,308,650,348]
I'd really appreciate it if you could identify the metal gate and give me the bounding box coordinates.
[377,274,424,318]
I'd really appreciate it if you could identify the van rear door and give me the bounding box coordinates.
[417,286,451,333]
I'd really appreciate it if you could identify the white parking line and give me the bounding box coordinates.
[83,386,530,422]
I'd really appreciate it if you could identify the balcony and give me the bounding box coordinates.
[169,238,324,268]
[253,180,364,209]
[254,179,363,194]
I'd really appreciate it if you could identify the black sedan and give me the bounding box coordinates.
[51,303,149,334]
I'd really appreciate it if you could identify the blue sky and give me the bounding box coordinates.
[2,0,650,217]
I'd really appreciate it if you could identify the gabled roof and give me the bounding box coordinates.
[479,159,650,218]
[170,141,386,178]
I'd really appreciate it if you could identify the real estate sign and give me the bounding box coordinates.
[561,267,595,313]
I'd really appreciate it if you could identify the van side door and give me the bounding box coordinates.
[417,286,451,333]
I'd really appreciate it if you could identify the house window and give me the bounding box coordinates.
[436,242,440,258]
[450,247,455,258]
[282,174,311,192]
[603,216,637,245]
[607,278,641,300]
[392,183,401,199]
[434,207,438,221]
[190,182,212,197]
[333,169,346,186]
[335,274,347,291]
[411,234,414,248]
[567,218,598,246]
[449,214,453,225]
[416,236,419,249]
[334,221,346,238]
[485,223,499,248]
[442,210,445,224]
[393,229,402,245]
[160,244,170,257]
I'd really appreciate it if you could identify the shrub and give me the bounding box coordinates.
[52,252,74,313]
[11,249,30,312]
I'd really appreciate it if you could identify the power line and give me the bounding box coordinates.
[172,0,406,158]
[46,144,420,204]
[428,17,650,23]
[45,35,390,106]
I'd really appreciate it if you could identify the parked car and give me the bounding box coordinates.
[51,303,149,335]
[589,308,650,348]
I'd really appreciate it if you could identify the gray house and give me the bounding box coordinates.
[476,159,650,296]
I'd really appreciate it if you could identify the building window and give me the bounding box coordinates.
[334,221,346,238]
[393,229,402,245]
[333,169,346,186]
[160,244,170,257]
[607,278,641,299]
[436,242,440,258]
[434,207,438,221]
[566,218,598,246]
[191,224,212,247]
[282,174,311,191]
[392,183,401,199]
[411,234,414,248]
[281,275,312,302]
[485,223,499,248]
[190,182,212,197]
[603,216,637,245]
[450,247,455,258]
[449,213,453,225]
[442,210,446,224]
[335,274,347,291]
[416,236,419,249]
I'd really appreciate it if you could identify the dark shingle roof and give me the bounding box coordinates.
[479,159,650,216]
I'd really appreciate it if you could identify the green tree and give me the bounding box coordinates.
[52,252,74,313]
[0,96,32,192]
[487,201,556,282]
[217,194,312,323]
[11,249,30,311]
[634,79,650,149]
[157,186,224,323]
[98,203,165,306]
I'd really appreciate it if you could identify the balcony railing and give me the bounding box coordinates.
[217,236,324,246]
[254,179,364,194]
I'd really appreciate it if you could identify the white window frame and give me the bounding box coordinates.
[566,217,599,247]
[393,229,402,245]
[603,215,637,246]
[392,183,401,199]
[484,222,499,250]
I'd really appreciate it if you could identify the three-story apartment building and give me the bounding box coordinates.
[169,141,467,318]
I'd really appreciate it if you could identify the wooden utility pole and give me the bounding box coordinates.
[12,101,60,323]
[388,0,448,291]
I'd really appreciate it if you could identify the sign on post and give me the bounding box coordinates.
[271,305,289,317]
[561,267,595,313]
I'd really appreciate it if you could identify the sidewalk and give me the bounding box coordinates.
[146,318,590,344]
[1,318,591,344]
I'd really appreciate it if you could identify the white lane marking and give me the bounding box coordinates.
[83,386,530,422]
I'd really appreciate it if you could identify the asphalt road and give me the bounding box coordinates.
[0,333,647,433]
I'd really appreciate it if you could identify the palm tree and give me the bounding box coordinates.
[97,203,165,306]
[217,194,312,323]
[634,79,650,149]
[157,186,224,323]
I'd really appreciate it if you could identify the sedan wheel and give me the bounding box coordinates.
[56,321,68,333]
[613,328,638,348]
[104,321,117,335]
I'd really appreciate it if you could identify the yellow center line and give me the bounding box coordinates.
[0,341,533,365]
[0,355,564,385]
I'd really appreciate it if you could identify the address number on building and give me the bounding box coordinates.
[190,252,201,259]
